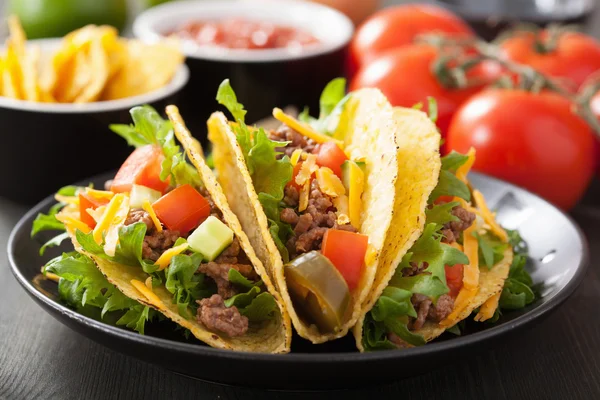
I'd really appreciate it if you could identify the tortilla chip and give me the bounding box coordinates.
[208,89,398,343]
[102,39,183,100]
[73,38,109,103]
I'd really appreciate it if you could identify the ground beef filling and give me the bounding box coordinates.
[125,209,181,262]
[124,196,255,338]
[197,295,249,337]
[441,205,476,244]
[268,124,319,158]
[281,180,356,258]
[393,204,475,338]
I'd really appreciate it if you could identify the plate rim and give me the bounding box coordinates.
[8,171,589,363]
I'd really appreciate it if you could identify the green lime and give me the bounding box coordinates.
[8,0,128,39]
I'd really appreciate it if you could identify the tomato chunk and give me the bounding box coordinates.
[78,193,109,228]
[316,142,348,178]
[445,263,464,298]
[152,184,211,234]
[111,145,170,194]
[321,229,368,291]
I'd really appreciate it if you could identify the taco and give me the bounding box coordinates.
[36,105,291,353]
[208,79,400,343]
[354,107,514,351]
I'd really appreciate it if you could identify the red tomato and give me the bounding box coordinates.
[351,45,502,143]
[350,4,474,69]
[588,92,600,175]
[445,264,464,298]
[316,142,348,177]
[321,229,369,291]
[152,184,211,234]
[500,31,600,91]
[111,145,170,194]
[78,193,109,228]
[447,89,595,210]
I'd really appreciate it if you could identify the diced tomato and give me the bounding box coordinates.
[435,195,456,204]
[445,263,464,298]
[78,193,109,228]
[322,229,369,291]
[152,184,211,234]
[111,145,170,194]
[316,142,348,178]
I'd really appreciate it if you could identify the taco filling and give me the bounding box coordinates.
[211,78,397,338]
[362,148,518,350]
[40,106,280,341]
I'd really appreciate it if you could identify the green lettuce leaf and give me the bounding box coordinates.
[427,97,438,123]
[216,79,247,123]
[474,232,508,269]
[429,170,471,203]
[31,203,66,237]
[425,201,460,226]
[45,252,155,334]
[441,151,469,172]
[165,253,212,319]
[223,273,278,322]
[499,230,535,310]
[319,78,347,119]
[228,268,257,290]
[39,232,69,255]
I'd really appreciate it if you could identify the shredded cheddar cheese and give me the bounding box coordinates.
[296,154,318,187]
[290,149,303,166]
[474,292,501,322]
[472,189,508,242]
[332,194,349,216]
[154,242,189,270]
[347,162,364,229]
[56,214,91,233]
[142,200,163,233]
[85,188,114,200]
[55,194,79,205]
[145,276,153,290]
[131,279,164,309]
[299,180,310,212]
[440,222,480,327]
[93,194,126,244]
[316,167,345,197]
[456,147,476,184]
[272,107,344,146]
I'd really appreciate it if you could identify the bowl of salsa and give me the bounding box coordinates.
[133,0,353,137]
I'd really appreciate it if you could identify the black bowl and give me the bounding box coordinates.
[0,39,190,205]
[133,0,354,138]
[8,172,587,389]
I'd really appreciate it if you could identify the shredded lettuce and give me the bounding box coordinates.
[474,232,508,269]
[298,78,351,135]
[499,230,535,310]
[216,80,293,260]
[225,269,278,322]
[363,151,473,351]
[45,252,155,334]
[165,253,213,319]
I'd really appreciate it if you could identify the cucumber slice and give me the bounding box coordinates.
[187,216,234,261]
[130,184,161,209]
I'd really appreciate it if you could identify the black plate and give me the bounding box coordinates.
[8,172,588,390]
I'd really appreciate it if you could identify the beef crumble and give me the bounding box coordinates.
[197,294,249,337]
[198,259,255,299]
[441,206,476,243]
[281,179,355,258]
[268,124,318,158]
[410,293,454,331]
[124,209,181,262]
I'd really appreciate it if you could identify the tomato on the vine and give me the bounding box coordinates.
[350,45,502,142]
[447,89,595,210]
[350,4,474,70]
[500,31,600,91]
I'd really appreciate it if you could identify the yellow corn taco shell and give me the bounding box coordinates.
[208,89,399,343]
[57,107,291,353]
[353,108,512,351]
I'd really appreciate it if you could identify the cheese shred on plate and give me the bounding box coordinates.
[272,107,343,146]
[154,242,189,270]
[142,200,163,233]
[475,292,501,322]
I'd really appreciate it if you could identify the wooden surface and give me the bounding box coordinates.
[1,185,600,399]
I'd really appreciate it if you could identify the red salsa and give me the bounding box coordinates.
[173,18,320,50]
